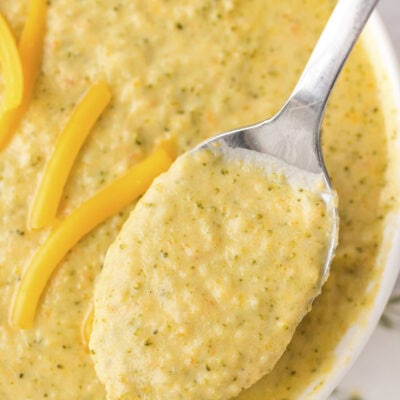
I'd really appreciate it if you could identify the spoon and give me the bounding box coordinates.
[193,0,378,288]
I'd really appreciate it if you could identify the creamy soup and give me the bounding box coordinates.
[0,0,396,399]
[90,148,335,400]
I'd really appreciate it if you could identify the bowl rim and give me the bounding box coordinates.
[302,10,400,400]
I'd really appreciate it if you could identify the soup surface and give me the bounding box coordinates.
[0,0,395,399]
[91,148,334,400]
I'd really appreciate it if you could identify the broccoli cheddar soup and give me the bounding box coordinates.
[0,1,397,400]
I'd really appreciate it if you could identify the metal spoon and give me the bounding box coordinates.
[193,0,378,287]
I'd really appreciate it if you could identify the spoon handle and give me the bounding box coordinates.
[259,0,381,173]
[287,0,379,120]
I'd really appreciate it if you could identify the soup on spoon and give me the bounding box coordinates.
[90,0,377,399]
[90,145,335,400]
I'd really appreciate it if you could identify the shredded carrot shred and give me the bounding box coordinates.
[0,13,24,112]
[81,303,94,350]
[29,81,112,230]
[10,148,173,329]
[0,0,47,150]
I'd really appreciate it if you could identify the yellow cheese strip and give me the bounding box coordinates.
[81,303,94,350]
[156,134,178,160]
[0,13,24,112]
[18,0,47,99]
[10,148,173,330]
[0,0,47,150]
[29,82,112,230]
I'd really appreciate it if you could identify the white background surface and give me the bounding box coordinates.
[379,0,400,50]
[328,2,400,400]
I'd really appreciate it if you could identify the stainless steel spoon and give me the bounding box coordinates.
[193,0,378,287]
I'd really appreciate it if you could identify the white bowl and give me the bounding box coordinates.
[304,11,400,400]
